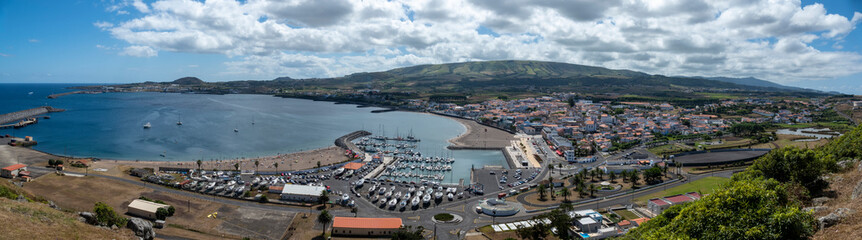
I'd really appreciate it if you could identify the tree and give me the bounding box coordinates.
[548,164,555,176]
[537,184,548,201]
[254,160,260,173]
[166,205,175,216]
[558,163,563,174]
[560,186,571,202]
[588,184,597,197]
[516,217,550,240]
[590,169,597,181]
[630,170,640,187]
[622,178,816,240]
[548,176,555,199]
[609,171,617,182]
[93,202,127,227]
[597,169,604,180]
[644,166,663,185]
[233,163,239,171]
[559,202,574,212]
[392,225,425,240]
[317,210,332,237]
[620,170,628,182]
[319,190,330,207]
[273,162,278,174]
[543,209,573,240]
[196,159,202,172]
[156,207,169,220]
[316,161,321,169]
[745,146,835,195]
[576,184,585,197]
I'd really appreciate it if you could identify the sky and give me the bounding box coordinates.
[1,0,861,94]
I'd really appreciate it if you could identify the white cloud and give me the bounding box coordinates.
[96,0,862,83]
[119,45,158,57]
[0,53,11,57]
[28,39,39,43]
[132,0,150,13]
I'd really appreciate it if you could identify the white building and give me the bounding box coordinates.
[127,199,170,220]
[280,184,327,202]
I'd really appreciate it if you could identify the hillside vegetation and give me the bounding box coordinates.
[622,124,862,239]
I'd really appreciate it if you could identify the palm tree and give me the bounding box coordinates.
[274,162,278,174]
[233,163,239,171]
[620,170,628,182]
[588,184,597,197]
[254,160,260,173]
[319,190,330,208]
[196,159,202,172]
[548,164,555,176]
[609,172,617,182]
[597,169,604,180]
[590,170,596,181]
[548,176,555,199]
[576,185,585,197]
[537,185,547,201]
[318,210,333,237]
[560,186,571,202]
[317,161,321,169]
[631,171,640,187]
[557,163,563,174]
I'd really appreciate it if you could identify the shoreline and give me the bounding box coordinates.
[436,114,516,150]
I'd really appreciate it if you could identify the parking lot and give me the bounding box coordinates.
[472,167,541,195]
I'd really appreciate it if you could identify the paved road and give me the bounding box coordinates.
[834,106,859,125]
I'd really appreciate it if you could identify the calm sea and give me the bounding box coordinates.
[0,83,504,183]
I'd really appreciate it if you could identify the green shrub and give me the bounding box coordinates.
[94,202,127,227]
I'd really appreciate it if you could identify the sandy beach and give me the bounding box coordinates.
[445,116,515,150]
[90,145,351,173]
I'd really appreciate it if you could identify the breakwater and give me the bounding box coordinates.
[0,106,64,125]
[335,130,372,153]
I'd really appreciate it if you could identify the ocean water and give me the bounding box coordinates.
[0,83,504,183]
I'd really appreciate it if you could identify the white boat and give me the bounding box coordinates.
[423,194,431,203]
[378,187,386,195]
[403,192,411,200]
[399,200,407,208]
[372,195,380,203]
[143,122,151,129]
[388,199,398,208]
[384,191,393,199]
[411,196,420,206]
[234,128,239,132]
[435,192,443,200]
[447,193,454,200]
[394,191,402,199]
[408,186,416,193]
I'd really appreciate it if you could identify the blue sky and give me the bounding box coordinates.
[1,0,861,94]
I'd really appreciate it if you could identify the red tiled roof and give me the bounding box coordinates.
[332,217,402,229]
[649,198,669,206]
[687,192,702,199]
[343,162,365,170]
[2,164,26,171]
[664,194,694,204]
[632,218,650,225]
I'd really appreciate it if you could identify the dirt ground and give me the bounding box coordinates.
[446,117,516,149]
[751,134,830,149]
[22,174,295,240]
[812,162,862,240]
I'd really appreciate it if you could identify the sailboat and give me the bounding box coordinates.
[143,122,151,129]
[233,123,239,132]
[176,115,183,125]
[251,115,255,125]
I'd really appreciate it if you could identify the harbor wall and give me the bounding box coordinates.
[0,106,63,125]
[335,130,372,153]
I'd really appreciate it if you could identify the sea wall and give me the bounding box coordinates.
[335,130,372,153]
[0,106,63,124]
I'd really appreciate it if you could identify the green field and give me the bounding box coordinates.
[634,176,731,204]
[615,209,641,220]
[648,143,694,155]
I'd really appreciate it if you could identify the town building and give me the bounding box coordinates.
[280,184,327,202]
[331,217,402,236]
[647,192,702,214]
[1,164,27,178]
[127,199,170,220]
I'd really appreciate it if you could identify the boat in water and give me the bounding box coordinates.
[143,122,151,129]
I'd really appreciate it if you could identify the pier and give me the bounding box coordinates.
[47,91,101,99]
[334,130,372,153]
[0,106,64,128]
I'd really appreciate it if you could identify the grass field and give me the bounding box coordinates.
[648,143,694,155]
[615,209,641,220]
[634,177,731,204]
[701,139,755,150]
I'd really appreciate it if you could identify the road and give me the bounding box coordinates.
[834,106,859,125]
